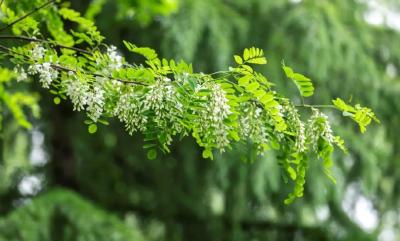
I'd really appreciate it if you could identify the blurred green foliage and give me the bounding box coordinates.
[1,0,400,240]
[0,188,146,241]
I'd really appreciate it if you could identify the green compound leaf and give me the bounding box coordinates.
[332,98,380,133]
[241,47,267,65]
[282,64,314,97]
[123,40,158,60]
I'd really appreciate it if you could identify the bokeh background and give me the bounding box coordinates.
[1,0,400,240]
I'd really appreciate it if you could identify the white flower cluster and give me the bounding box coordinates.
[195,83,232,150]
[28,44,58,88]
[28,62,58,88]
[144,78,174,115]
[307,108,335,150]
[239,102,270,153]
[114,90,147,134]
[13,65,28,82]
[107,45,123,70]
[144,78,184,136]
[31,44,46,60]
[65,74,90,111]
[114,78,235,151]
[297,122,306,152]
[114,78,184,143]
[86,81,105,121]
[209,84,231,120]
[283,104,306,152]
[318,112,335,144]
[64,73,105,121]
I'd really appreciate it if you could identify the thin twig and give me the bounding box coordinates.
[0,35,93,55]
[0,0,55,32]
[50,64,147,85]
[295,104,336,109]
[209,70,230,76]
[0,43,147,86]
[0,43,22,57]
[300,96,305,106]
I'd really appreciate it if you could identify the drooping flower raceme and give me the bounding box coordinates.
[28,62,58,88]
[319,113,335,144]
[13,65,28,82]
[65,73,90,111]
[306,108,335,150]
[143,78,184,136]
[283,104,307,152]
[64,73,106,122]
[113,77,184,147]
[31,44,45,60]
[239,102,271,153]
[86,80,105,122]
[107,45,123,70]
[27,44,58,88]
[193,82,232,151]
[114,88,147,134]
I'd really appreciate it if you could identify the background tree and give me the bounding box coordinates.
[0,0,399,241]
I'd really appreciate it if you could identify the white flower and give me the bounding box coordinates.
[31,44,46,60]
[13,66,28,82]
[296,122,306,152]
[107,45,123,70]
[114,90,147,134]
[143,80,184,139]
[65,77,89,111]
[27,62,58,88]
[307,108,335,150]
[239,102,270,153]
[255,107,262,117]
[319,113,335,143]
[276,104,284,117]
[211,84,231,119]
[283,104,307,152]
[86,83,105,121]
[194,83,232,150]
[40,63,56,88]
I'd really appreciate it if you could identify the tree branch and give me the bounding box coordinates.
[295,104,336,109]
[50,64,147,85]
[0,0,55,32]
[0,43,147,86]
[0,35,93,55]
